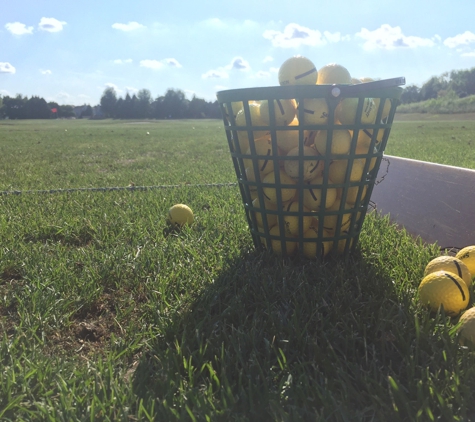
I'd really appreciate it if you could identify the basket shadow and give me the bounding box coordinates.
[130,239,420,419]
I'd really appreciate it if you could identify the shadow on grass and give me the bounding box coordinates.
[130,228,440,421]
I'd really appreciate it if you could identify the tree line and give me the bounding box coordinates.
[401,67,475,104]
[0,95,82,119]
[2,66,475,119]
[99,87,221,119]
[0,88,221,120]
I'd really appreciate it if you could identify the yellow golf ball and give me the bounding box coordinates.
[278,55,318,86]
[458,307,475,346]
[424,256,472,288]
[167,204,194,227]
[302,225,333,259]
[456,246,475,277]
[418,271,469,316]
[316,63,351,85]
[261,225,298,256]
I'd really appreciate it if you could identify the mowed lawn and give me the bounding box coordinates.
[1,117,475,421]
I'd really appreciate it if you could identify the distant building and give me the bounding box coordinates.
[73,105,88,118]
[92,105,103,119]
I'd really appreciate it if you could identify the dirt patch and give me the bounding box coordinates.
[394,112,475,122]
[44,293,119,358]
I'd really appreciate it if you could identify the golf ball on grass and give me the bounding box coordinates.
[424,256,472,288]
[458,307,475,346]
[455,245,475,277]
[167,204,194,227]
[418,271,469,317]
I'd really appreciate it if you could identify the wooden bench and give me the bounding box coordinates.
[370,155,475,249]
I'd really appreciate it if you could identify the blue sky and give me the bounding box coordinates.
[1,0,475,106]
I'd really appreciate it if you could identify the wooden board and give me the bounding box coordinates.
[370,155,475,248]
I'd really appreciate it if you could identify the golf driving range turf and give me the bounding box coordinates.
[1,117,475,420]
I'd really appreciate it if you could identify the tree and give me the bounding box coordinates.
[58,105,75,118]
[419,75,449,101]
[151,96,166,119]
[2,95,27,119]
[48,101,60,118]
[187,95,206,118]
[123,93,134,118]
[449,68,475,98]
[24,96,51,118]
[81,105,93,118]
[136,89,152,119]
[400,85,421,104]
[100,87,118,118]
[162,89,188,119]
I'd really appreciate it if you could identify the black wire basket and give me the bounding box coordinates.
[217,77,405,258]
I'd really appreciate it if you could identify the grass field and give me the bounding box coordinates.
[1,117,475,421]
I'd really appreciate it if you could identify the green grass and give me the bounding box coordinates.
[386,118,475,170]
[1,118,475,421]
[397,94,475,114]
[0,119,232,190]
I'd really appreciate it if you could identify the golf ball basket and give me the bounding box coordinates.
[217,78,405,258]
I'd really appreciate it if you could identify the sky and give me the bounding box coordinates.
[1,0,475,106]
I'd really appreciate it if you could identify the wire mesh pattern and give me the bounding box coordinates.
[0,182,238,196]
[217,79,405,258]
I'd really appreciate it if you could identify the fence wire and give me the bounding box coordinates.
[0,182,239,197]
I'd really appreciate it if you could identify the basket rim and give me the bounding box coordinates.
[217,77,405,102]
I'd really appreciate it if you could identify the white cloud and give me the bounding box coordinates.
[113,59,133,64]
[356,24,436,50]
[140,59,163,70]
[40,69,52,75]
[125,86,139,94]
[38,17,67,33]
[202,69,229,79]
[57,91,72,102]
[225,57,251,71]
[184,89,195,99]
[140,58,182,70]
[462,51,475,57]
[112,21,145,32]
[164,58,182,68]
[263,56,274,63]
[105,83,123,94]
[200,18,226,29]
[5,22,34,35]
[202,57,249,80]
[0,89,12,96]
[444,31,475,48]
[255,70,270,78]
[269,67,279,73]
[323,31,350,43]
[0,62,16,74]
[263,23,343,48]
